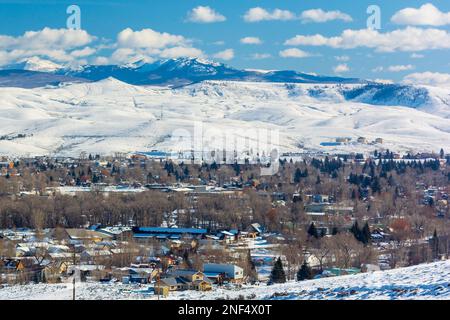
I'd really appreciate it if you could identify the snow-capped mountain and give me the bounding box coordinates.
[3,57,64,73]
[0,57,366,89]
[0,78,449,157]
[0,57,365,88]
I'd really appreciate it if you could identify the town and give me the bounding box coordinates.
[0,148,449,299]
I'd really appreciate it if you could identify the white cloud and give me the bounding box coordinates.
[213,49,234,60]
[0,27,94,51]
[92,56,110,65]
[0,28,97,66]
[392,3,450,26]
[110,48,146,65]
[159,47,204,59]
[372,66,384,73]
[0,27,206,67]
[212,40,225,46]
[279,48,311,58]
[335,55,350,62]
[111,28,204,64]
[284,27,450,52]
[387,64,415,72]
[410,53,425,59]
[240,37,262,45]
[333,64,350,73]
[70,47,96,58]
[300,9,352,23]
[403,72,450,87]
[251,53,271,60]
[373,65,415,73]
[187,6,226,23]
[117,28,187,49]
[244,7,296,22]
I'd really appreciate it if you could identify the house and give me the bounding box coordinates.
[247,223,263,236]
[168,269,205,282]
[1,259,25,272]
[80,249,112,262]
[43,261,71,283]
[307,194,330,204]
[375,138,384,144]
[156,277,184,291]
[67,264,106,281]
[154,285,170,297]
[164,269,213,292]
[357,137,368,144]
[191,278,213,291]
[336,137,352,144]
[322,267,361,277]
[122,264,159,284]
[218,230,238,243]
[371,228,390,242]
[203,263,244,283]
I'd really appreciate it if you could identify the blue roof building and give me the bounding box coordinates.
[132,227,207,239]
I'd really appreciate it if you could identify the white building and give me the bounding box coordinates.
[203,263,244,282]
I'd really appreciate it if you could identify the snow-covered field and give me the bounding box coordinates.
[1,79,450,157]
[1,260,449,300]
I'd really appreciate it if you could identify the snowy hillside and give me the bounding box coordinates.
[0,79,450,157]
[0,260,448,300]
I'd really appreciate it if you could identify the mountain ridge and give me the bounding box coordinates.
[0,57,366,88]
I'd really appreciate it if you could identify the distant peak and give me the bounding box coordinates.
[163,57,225,68]
[6,56,64,73]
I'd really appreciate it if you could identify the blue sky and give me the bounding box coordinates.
[1,0,450,84]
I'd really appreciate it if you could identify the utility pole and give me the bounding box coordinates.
[72,245,76,300]
[156,271,160,301]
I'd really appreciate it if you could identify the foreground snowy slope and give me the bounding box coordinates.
[0,260,448,300]
[0,78,449,156]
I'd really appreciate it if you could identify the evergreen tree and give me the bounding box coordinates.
[269,257,286,284]
[331,226,339,235]
[350,221,371,245]
[294,168,302,183]
[297,262,313,281]
[350,221,362,242]
[351,189,357,200]
[430,229,440,260]
[246,250,258,284]
[233,161,241,176]
[361,222,371,245]
[183,166,190,178]
[307,223,319,238]
[440,148,445,159]
[371,176,381,194]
